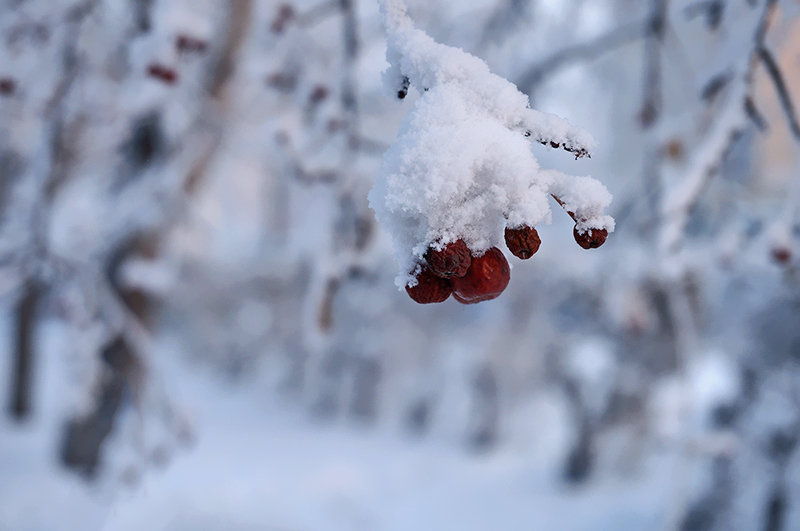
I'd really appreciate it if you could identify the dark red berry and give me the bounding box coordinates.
[147,64,178,84]
[772,247,792,265]
[452,247,510,304]
[271,4,295,33]
[573,225,608,249]
[504,225,541,259]
[309,85,329,104]
[266,71,296,92]
[0,77,16,96]
[176,35,208,53]
[406,267,452,304]
[664,138,684,161]
[425,239,471,278]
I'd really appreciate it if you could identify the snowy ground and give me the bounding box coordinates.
[1,320,679,531]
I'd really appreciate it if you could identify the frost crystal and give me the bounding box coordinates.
[368,0,615,288]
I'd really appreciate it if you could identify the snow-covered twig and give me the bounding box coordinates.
[660,85,747,252]
[758,47,800,142]
[659,0,780,253]
[371,0,614,286]
[516,19,648,93]
[522,110,596,159]
[639,0,668,128]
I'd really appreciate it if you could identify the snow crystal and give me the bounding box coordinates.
[369,0,615,287]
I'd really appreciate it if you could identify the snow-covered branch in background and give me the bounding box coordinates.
[659,0,791,254]
[369,0,614,303]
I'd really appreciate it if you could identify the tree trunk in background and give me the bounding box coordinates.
[60,335,139,477]
[311,349,347,419]
[468,364,499,451]
[8,280,41,421]
[349,356,381,423]
[405,396,433,435]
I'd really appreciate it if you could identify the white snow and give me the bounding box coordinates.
[369,0,614,287]
[0,323,677,531]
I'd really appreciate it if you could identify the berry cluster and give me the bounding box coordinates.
[406,241,509,305]
[374,0,614,303]
[145,33,208,86]
[407,217,607,305]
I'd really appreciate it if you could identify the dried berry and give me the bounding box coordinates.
[0,77,16,96]
[504,225,541,259]
[176,34,208,54]
[452,247,510,304]
[147,64,178,84]
[271,4,295,33]
[573,225,608,249]
[309,85,329,104]
[406,267,452,304]
[425,239,471,278]
[664,138,684,161]
[772,247,792,265]
[266,71,296,92]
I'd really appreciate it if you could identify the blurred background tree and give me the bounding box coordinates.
[1,0,799,529]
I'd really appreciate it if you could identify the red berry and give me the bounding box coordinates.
[406,267,452,304]
[147,64,178,84]
[772,247,792,264]
[309,85,329,104]
[176,35,208,53]
[0,77,16,96]
[271,4,295,33]
[452,247,510,304]
[425,239,472,278]
[573,225,608,249]
[504,225,541,259]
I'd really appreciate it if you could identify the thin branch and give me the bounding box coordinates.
[205,0,253,99]
[640,0,668,128]
[551,193,577,222]
[521,109,596,159]
[758,46,800,141]
[528,136,590,159]
[684,0,724,30]
[658,0,780,252]
[311,0,368,335]
[701,70,733,102]
[752,0,779,49]
[296,0,339,28]
[516,19,648,92]
[340,0,360,147]
[183,0,253,195]
[744,95,769,131]
[7,280,41,420]
[354,135,390,155]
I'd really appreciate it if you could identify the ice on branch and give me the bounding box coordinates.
[369,0,615,288]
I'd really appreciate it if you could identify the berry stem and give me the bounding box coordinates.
[550,193,577,222]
